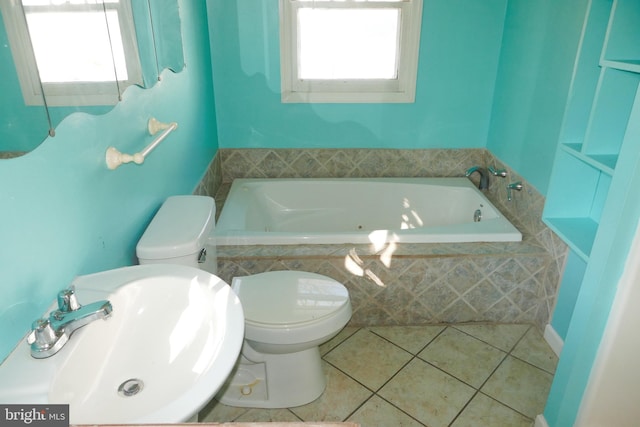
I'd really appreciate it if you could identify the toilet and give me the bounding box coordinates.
[136,195,352,408]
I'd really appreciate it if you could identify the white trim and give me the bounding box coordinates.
[0,0,42,105]
[280,0,422,103]
[544,324,564,357]
[535,414,550,427]
[0,0,142,106]
[535,326,562,426]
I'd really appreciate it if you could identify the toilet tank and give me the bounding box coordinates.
[136,195,216,269]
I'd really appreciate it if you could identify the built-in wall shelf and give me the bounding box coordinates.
[543,217,598,262]
[543,0,639,263]
[561,143,616,174]
[600,0,640,68]
[601,59,640,74]
[544,148,612,262]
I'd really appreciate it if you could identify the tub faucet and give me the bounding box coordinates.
[27,288,112,358]
[506,181,523,201]
[465,166,490,190]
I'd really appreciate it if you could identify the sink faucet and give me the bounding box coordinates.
[27,288,112,358]
[465,166,490,190]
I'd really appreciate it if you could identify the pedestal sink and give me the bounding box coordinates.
[0,264,244,424]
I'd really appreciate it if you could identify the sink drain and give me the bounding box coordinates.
[118,379,144,397]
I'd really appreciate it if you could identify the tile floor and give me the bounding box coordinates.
[200,324,558,427]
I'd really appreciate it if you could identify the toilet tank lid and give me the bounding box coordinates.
[136,196,215,259]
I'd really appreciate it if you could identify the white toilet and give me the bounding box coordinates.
[136,195,352,408]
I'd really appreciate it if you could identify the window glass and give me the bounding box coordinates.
[1,0,141,106]
[280,0,423,103]
[25,10,128,83]
[298,8,400,80]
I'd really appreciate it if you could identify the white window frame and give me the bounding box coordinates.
[0,0,142,107]
[280,0,423,103]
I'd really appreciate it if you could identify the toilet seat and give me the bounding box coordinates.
[232,271,351,346]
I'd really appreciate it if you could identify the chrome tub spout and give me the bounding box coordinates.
[465,166,490,190]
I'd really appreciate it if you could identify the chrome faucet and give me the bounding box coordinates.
[506,181,523,201]
[465,166,490,190]
[27,288,112,358]
[488,165,507,177]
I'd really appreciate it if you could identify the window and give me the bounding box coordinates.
[280,0,423,103]
[0,0,142,106]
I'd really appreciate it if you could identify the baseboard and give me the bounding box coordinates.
[544,324,564,357]
[536,326,561,427]
[535,413,550,427]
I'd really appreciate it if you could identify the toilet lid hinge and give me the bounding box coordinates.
[198,248,207,263]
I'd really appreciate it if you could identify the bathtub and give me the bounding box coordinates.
[213,178,522,245]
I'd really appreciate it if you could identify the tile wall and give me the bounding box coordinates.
[195,149,567,331]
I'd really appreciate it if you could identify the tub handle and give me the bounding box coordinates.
[489,165,507,177]
[507,181,523,201]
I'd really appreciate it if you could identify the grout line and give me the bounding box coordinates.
[373,394,430,426]
[321,357,378,394]
[450,323,531,352]
[323,327,429,423]
[508,353,558,376]
[215,324,556,425]
[320,326,361,358]
[507,324,534,353]
[367,324,448,356]
[480,391,535,422]
[507,325,559,375]
[370,325,481,427]
[340,325,538,425]
[340,393,376,423]
[285,408,305,423]
[446,337,523,426]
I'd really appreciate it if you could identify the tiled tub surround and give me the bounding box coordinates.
[195,149,567,330]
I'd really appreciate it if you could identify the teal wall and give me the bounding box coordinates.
[0,0,218,362]
[2,2,633,426]
[487,0,589,194]
[550,250,586,340]
[209,0,507,150]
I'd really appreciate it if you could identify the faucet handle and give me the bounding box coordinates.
[488,165,507,177]
[57,288,80,312]
[27,318,68,358]
[507,181,523,190]
[506,181,523,201]
[27,318,57,347]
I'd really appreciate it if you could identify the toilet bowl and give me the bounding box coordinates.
[136,195,352,408]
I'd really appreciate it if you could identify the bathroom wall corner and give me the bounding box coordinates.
[193,150,222,198]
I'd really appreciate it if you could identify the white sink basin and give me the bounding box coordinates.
[0,264,244,424]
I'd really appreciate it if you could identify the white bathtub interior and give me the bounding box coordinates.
[213,178,522,245]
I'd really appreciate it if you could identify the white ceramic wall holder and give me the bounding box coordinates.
[105,118,178,170]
